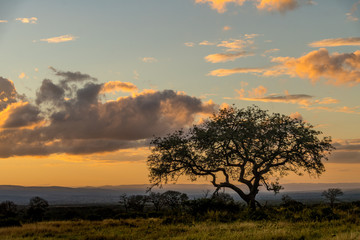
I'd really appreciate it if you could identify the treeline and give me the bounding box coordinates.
[1,190,360,227]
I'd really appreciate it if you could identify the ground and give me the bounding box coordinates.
[0,218,359,240]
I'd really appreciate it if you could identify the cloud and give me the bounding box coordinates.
[133,70,140,80]
[199,40,215,46]
[346,1,360,22]
[195,0,312,13]
[302,105,360,115]
[49,66,97,84]
[195,0,246,13]
[15,17,37,24]
[0,102,42,129]
[238,92,314,106]
[309,37,360,47]
[289,112,303,121]
[217,38,254,51]
[18,72,26,79]
[256,0,299,13]
[233,86,341,108]
[0,70,216,158]
[223,26,231,31]
[40,34,78,43]
[329,139,360,163]
[100,81,138,94]
[205,51,254,63]
[141,57,158,63]
[0,77,19,111]
[0,20,8,23]
[270,48,360,86]
[208,67,265,76]
[262,48,280,55]
[212,48,360,86]
[184,42,195,47]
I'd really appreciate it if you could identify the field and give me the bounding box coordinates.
[0,218,359,240]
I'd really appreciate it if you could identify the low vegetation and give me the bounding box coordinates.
[0,218,359,240]
[0,190,359,239]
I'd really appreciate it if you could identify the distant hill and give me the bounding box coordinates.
[0,183,359,205]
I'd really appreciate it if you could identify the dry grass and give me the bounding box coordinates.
[0,218,359,240]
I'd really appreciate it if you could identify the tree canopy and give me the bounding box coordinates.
[147,106,334,209]
[322,188,343,208]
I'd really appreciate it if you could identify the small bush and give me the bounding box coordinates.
[0,218,22,227]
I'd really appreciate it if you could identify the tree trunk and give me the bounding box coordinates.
[215,182,259,211]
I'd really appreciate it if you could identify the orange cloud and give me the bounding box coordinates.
[195,0,246,13]
[247,85,267,98]
[100,81,138,94]
[270,48,360,86]
[16,17,37,24]
[40,34,78,43]
[256,0,299,13]
[210,49,360,86]
[199,40,215,46]
[223,26,231,31]
[217,38,254,51]
[195,0,311,13]
[289,112,303,121]
[0,20,8,23]
[302,106,360,115]
[18,72,26,79]
[0,101,43,129]
[309,37,360,47]
[314,97,339,105]
[208,67,265,76]
[205,51,254,63]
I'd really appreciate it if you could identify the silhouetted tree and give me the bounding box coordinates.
[127,195,148,212]
[27,197,49,221]
[281,195,304,211]
[148,105,334,210]
[119,194,129,212]
[148,192,165,211]
[162,190,188,211]
[0,201,17,218]
[322,188,343,208]
[212,192,234,204]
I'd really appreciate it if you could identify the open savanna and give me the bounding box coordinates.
[0,218,359,240]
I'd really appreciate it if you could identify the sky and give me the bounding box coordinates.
[0,0,359,187]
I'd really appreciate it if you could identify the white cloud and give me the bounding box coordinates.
[346,1,360,22]
[15,17,38,24]
[141,57,158,63]
[40,34,78,43]
[133,70,140,80]
[184,42,195,47]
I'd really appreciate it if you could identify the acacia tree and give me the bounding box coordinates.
[147,106,334,210]
[322,188,343,208]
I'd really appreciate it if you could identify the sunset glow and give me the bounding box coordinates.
[0,0,359,187]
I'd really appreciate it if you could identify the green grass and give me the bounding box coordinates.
[0,219,359,240]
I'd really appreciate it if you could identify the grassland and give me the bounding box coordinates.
[0,218,359,240]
